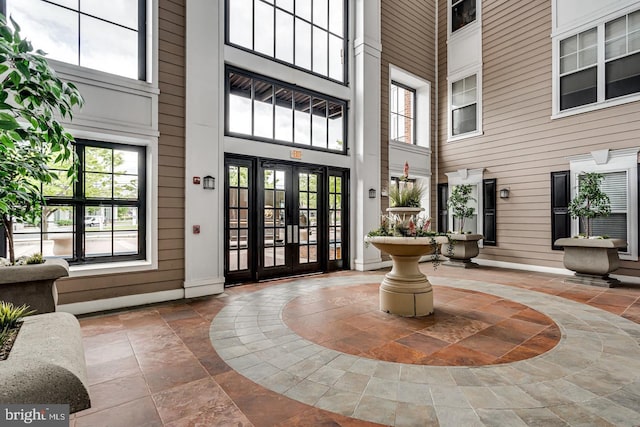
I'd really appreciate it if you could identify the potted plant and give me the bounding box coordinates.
[0,15,83,311]
[387,161,426,219]
[443,184,484,268]
[555,172,626,287]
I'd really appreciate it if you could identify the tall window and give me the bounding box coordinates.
[567,148,639,260]
[8,141,146,264]
[557,9,640,112]
[226,67,347,153]
[226,0,347,83]
[578,172,627,240]
[451,74,477,136]
[3,0,146,80]
[451,0,476,33]
[390,81,416,144]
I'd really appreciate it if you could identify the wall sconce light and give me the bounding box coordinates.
[203,175,215,190]
[368,188,376,199]
[500,188,510,199]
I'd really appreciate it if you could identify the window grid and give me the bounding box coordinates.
[2,0,146,80]
[451,74,478,136]
[328,175,342,261]
[8,140,146,264]
[227,165,250,272]
[226,0,347,84]
[558,8,640,111]
[226,66,347,154]
[390,81,416,145]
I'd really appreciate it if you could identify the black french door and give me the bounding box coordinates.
[224,156,348,284]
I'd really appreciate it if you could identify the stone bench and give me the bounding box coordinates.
[0,312,91,413]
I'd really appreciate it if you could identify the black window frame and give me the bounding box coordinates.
[224,0,349,85]
[225,65,348,155]
[389,80,416,145]
[4,140,147,265]
[0,0,147,81]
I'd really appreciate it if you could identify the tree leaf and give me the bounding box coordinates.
[0,112,19,130]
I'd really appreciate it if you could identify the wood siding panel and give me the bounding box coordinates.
[381,0,437,228]
[58,0,186,304]
[437,0,640,273]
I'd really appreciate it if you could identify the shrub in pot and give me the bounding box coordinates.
[555,172,626,287]
[444,184,484,268]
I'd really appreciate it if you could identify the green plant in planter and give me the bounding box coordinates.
[568,172,611,237]
[447,184,475,233]
[0,15,83,264]
[389,161,425,208]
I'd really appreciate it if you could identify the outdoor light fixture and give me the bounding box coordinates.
[369,188,376,198]
[500,188,510,199]
[203,175,215,190]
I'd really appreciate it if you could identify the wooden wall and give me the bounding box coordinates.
[380,0,438,219]
[58,0,186,303]
[437,0,640,274]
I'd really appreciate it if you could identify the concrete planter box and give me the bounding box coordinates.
[554,237,626,287]
[0,259,69,313]
[442,233,484,268]
[0,312,91,413]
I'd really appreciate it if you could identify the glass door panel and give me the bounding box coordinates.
[225,160,254,283]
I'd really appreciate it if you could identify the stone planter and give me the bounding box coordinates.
[386,207,424,220]
[442,233,484,268]
[365,235,448,317]
[554,237,626,287]
[0,312,91,413]
[0,259,69,313]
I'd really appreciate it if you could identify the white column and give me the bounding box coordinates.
[183,0,225,297]
[353,0,383,271]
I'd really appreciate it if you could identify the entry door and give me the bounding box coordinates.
[258,162,322,279]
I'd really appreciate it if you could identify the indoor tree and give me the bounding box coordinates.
[0,15,83,264]
[568,172,611,237]
[447,184,475,233]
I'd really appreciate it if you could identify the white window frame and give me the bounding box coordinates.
[448,70,483,142]
[568,148,639,261]
[389,81,416,145]
[389,65,431,150]
[552,6,640,118]
[445,168,484,246]
[448,0,481,39]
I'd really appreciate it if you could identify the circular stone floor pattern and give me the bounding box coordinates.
[210,274,640,427]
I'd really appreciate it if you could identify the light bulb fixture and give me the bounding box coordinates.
[368,188,376,199]
[500,188,510,199]
[203,175,215,190]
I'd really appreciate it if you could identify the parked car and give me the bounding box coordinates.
[84,216,104,227]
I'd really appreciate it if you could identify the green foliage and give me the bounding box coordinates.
[56,219,73,226]
[0,301,35,329]
[389,183,425,208]
[0,15,83,264]
[568,172,611,237]
[25,252,44,264]
[447,184,475,233]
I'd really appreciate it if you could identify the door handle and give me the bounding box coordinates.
[293,225,299,244]
[287,225,293,244]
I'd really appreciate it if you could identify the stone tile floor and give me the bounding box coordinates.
[72,266,640,426]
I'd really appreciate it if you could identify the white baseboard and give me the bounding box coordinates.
[475,258,572,276]
[58,289,186,315]
[185,283,224,298]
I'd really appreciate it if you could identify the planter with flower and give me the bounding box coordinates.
[365,162,448,317]
[554,172,626,287]
[443,184,484,268]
